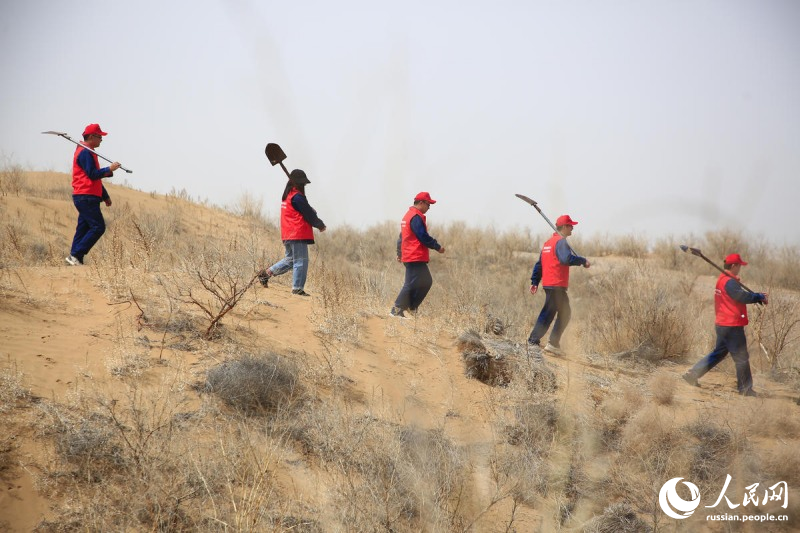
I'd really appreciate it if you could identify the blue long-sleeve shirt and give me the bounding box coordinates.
[723,278,766,304]
[396,215,442,257]
[291,193,325,230]
[530,239,586,286]
[76,148,111,200]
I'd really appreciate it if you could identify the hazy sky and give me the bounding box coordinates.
[2,0,799,244]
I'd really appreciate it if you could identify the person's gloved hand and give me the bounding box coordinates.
[530,285,538,295]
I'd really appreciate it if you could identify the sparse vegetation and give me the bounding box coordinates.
[2,170,799,531]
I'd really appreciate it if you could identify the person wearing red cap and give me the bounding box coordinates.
[527,214,590,355]
[390,192,445,318]
[257,169,326,296]
[65,124,121,265]
[683,253,768,396]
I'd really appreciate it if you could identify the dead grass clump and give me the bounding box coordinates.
[0,361,31,412]
[763,445,800,487]
[312,261,362,342]
[457,330,511,386]
[292,406,469,531]
[206,352,303,415]
[684,417,735,484]
[583,501,653,533]
[37,404,127,478]
[505,401,558,449]
[758,405,800,439]
[589,383,642,451]
[493,401,558,504]
[648,371,675,405]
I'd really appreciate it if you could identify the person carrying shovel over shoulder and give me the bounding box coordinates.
[257,169,326,296]
[683,253,768,397]
[527,214,590,355]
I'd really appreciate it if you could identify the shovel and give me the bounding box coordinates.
[42,131,132,173]
[265,143,290,178]
[515,193,581,256]
[679,245,763,302]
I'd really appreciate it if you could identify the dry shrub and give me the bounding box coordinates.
[457,330,511,386]
[648,371,675,405]
[206,352,303,416]
[312,261,362,342]
[684,417,736,485]
[0,362,31,412]
[751,290,800,372]
[581,262,696,360]
[0,159,24,196]
[608,406,687,529]
[292,405,469,531]
[763,445,800,486]
[588,382,642,451]
[583,501,653,533]
[757,404,800,439]
[496,400,559,502]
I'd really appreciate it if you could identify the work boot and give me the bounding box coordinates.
[292,289,310,296]
[526,342,544,362]
[544,343,563,356]
[682,372,700,387]
[390,306,407,319]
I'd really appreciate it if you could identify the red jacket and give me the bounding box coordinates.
[72,145,104,197]
[400,207,429,262]
[715,273,749,326]
[281,188,314,241]
[541,233,570,287]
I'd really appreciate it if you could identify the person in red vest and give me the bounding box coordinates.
[390,192,445,318]
[257,169,326,296]
[527,215,590,355]
[66,123,121,266]
[683,253,768,396]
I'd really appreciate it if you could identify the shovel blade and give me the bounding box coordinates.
[515,193,538,206]
[265,143,287,166]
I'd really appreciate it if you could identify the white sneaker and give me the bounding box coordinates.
[544,343,563,356]
[65,255,82,266]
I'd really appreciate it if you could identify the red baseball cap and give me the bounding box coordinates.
[724,253,748,266]
[556,214,578,227]
[414,192,436,204]
[82,124,108,136]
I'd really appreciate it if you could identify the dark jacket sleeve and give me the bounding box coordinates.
[410,215,441,250]
[531,259,542,286]
[396,234,402,258]
[291,193,326,230]
[555,239,587,266]
[77,148,113,181]
[724,279,766,304]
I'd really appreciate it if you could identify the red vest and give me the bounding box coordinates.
[400,207,429,263]
[281,188,314,241]
[72,145,104,197]
[541,233,570,287]
[715,273,748,326]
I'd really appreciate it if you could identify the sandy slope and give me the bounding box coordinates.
[4,262,798,531]
[2,178,799,532]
